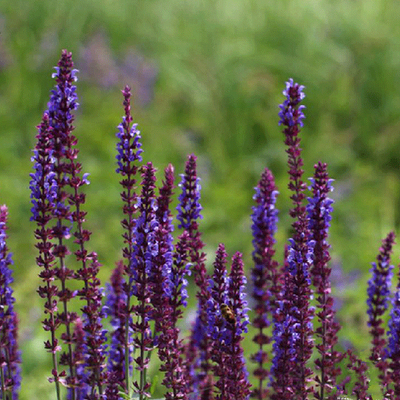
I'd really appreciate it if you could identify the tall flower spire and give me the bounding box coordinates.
[130,162,158,399]
[114,85,143,396]
[177,155,213,399]
[367,231,395,394]
[307,162,344,400]
[0,205,21,400]
[250,167,280,400]
[225,252,251,400]
[272,78,314,399]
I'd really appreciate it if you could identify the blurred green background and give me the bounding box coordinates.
[1,0,400,398]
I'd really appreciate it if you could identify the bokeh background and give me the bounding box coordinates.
[1,0,400,398]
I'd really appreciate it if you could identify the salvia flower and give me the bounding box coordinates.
[68,317,88,400]
[274,78,315,399]
[0,205,21,399]
[307,162,344,400]
[207,244,231,399]
[158,231,191,400]
[130,162,158,399]
[367,231,395,391]
[250,168,280,399]
[270,297,298,400]
[31,112,65,399]
[115,85,143,397]
[176,154,202,233]
[386,287,400,397]
[104,261,131,393]
[50,51,108,398]
[225,252,251,400]
[151,165,185,399]
[177,155,213,399]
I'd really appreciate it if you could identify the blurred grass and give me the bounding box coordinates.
[1,0,400,398]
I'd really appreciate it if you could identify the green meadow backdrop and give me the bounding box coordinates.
[1,0,400,398]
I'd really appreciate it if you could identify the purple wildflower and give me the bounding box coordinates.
[31,111,65,399]
[225,252,251,400]
[272,78,314,399]
[44,50,82,399]
[130,162,158,399]
[151,164,186,399]
[250,168,280,399]
[207,244,229,399]
[178,155,213,399]
[386,280,400,397]
[0,205,21,399]
[43,49,107,398]
[307,162,344,400]
[367,232,395,391]
[104,261,131,394]
[158,230,191,400]
[176,154,202,232]
[115,85,143,396]
[68,318,88,400]
[50,51,107,398]
[270,294,297,400]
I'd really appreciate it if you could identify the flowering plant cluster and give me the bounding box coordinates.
[1,50,400,400]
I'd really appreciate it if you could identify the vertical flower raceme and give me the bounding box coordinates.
[130,162,158,400]
[158,230,191,400]
[250,168,280,400]
[273,78,314,399]
[105,261,130,396]
[68,318,88,400]
[50,50,107,398]
[367,232,395,392]
[386,271,400,398]
[177,155,213,399]
[207,244,229,399]
[45,50,81,399]
[307,162,344,400]
[37,49,107,399]
[152,164,175,313]
[176,154,202,234]
[225,252,251,400]
[151,164,183,399]
[30,113,65,399]
[0,205,21,399]
[115,85,143,396]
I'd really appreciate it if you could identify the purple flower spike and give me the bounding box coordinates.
[279,78,306,129]
[105,261,131,394]
[116,86,143,177]
[307,162,345,400]
[225,252,251,400]
[385,256,400,398]
[0,205,21,399]
[270,298,297,400]
[115,85,143,397]
[116,86,143,257]
[68,318,88,400]
[250,168,280,400]
[273,79,314,399]
[151,165,183,399]
[208,244,230,398]
[279,78,307,217]
[176,154,203,232]
[31,112,65,399]
[367,231,395,390]
[130,162,158,398]
[177,155,213,398]
[157,231,191,400]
